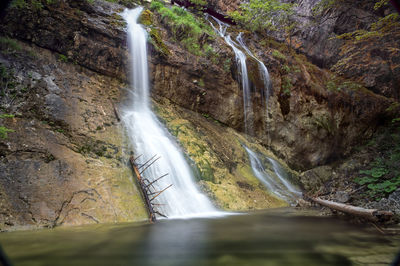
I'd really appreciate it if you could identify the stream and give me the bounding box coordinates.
[0,209,399,265]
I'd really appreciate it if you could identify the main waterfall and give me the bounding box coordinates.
[121,8,218,219]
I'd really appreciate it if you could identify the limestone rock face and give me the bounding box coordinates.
[268,0,399,100]
[0,0,128,79]
[1,0,399,228]
[0,40,147,230]
[207,0,240,14]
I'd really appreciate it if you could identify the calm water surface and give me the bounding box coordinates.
[0,208,399,266]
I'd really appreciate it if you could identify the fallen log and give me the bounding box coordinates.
[129,155,171,223]
[309,197,394,223]
[112,102,121,122]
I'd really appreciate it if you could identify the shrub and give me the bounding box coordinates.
[150,1,215,56]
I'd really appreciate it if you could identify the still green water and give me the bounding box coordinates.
[0,208,399,266]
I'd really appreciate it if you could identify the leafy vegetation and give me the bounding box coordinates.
[0,114,15,139]
[325,76,364,93]
[229,0,296,46]
[0,37,22,54]
[272,50,286,60]
[0,126,14,139]
[188,0,207,11]
[336,13,400,42]
[58,54,68,63]
[10,0,47,10]
[354,120,400,200]
[150,1,216,56]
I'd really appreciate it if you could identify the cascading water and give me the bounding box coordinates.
[245,147,301,204]
[236,33,271,114]
[206,16,252,135]
[121,7,219,219]
[207,15,301,203]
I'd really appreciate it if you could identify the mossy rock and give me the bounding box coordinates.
[139,9,153,26]
[153,99,293,211]
[150,28,170,57]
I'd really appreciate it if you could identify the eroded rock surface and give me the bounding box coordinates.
[0,39,147,230]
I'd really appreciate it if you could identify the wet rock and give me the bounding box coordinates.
[366,189,400,214]
[335,191,350,203]
[300,166,332,192]
[0,41,147,231]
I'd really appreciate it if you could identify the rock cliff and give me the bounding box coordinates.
[0,0,399,229]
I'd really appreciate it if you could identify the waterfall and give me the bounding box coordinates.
[121,8,219,219]
[206,16,252,135]
[207,15,301,203]
[236,33,271,115]
[244,147,301,204]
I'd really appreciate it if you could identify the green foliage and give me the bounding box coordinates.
[0,126,14,139]
[10,0,27,8]
[139,9,153,26]
[149,28,170,56]
[58,54,68,63]
[0,37,22,54]
[0,113,15,139]
[325,76,364,93]
[0,114,15,119]
[150,1,215,56]
[188,0,207,11]
[10,0,44,10]
[229,0,295,32]
[272,50,286,60]
[282,64,290,74]
[223,58,231,73]
[281,76,292,96]
[374,0,390,10]
[354,125,400,200]
[315,0,400,42]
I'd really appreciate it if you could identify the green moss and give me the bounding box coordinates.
[272,50,286,60]
[139,9,153,26]
[150,1,215,56]
[0,37,22,54]
[58,54,68,63]
[149,28,170,57]
[0,126,14,139]
[153,99,292,211]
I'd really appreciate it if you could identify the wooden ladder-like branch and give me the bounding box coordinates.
[129,154,170,223]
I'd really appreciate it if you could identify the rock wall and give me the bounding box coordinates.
[0,40,147,230]
[1,0,399,229]
[146,5,396,170]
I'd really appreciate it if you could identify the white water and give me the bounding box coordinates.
[236,33,271,108]
[121,8,219,219]
[206,16,252,134]
[244,147,301,204]
[207,15,300,203]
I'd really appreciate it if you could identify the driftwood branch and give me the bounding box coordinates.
[309,197,393,222]
[150,184,173,202]
[145,173,169,189]
[140,156,161,175]
[112,103,121,122]
[129,154,170,223]
[138,154,157,170]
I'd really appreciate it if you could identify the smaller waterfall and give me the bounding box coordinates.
[206,15,252,134]
[207,15,300,203]
[244,146,301,204]
[236,33,271,106]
